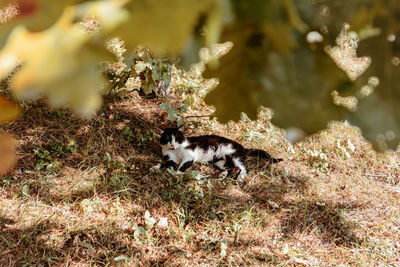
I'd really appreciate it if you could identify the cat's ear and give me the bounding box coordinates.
[178,125,184,132]
[158,128,164,135]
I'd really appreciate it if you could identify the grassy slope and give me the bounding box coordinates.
[1,86,400,266]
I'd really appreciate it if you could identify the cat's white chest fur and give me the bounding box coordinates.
[162,142,190,163]
[162,147,182,163]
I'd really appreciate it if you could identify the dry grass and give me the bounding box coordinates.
[1,89,400,266]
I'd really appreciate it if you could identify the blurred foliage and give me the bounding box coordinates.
[117,0,219,54]
[204,0,400,150]
[0,0,128,117]
[1,0,400,150]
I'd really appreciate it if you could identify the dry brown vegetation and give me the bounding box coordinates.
[1,88,400,266]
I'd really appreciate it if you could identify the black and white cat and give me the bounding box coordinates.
[150,126,282,183]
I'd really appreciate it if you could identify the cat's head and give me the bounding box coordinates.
[160,126,186,150]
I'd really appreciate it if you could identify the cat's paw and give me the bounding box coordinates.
[237,174,246,184]
[150,164,161,172]
[218,170,228,179]
[175,170,183,175]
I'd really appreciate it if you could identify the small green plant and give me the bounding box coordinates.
[132,49,171,95]
[21,184,30,199]
[33,136,78,171]
[132,211,156,245]
[160,102,188,127]
[226,206,262,242]
[103,152,132,191]
[200,238,228,258]
[201,237,220,251]
[104,45,172,97]
[49,137,78,158]
[122,126,155,144]
[306,148,329,172]
[51,110,66,118]
[144,210,157,230]
[165,178,215,228]
[335,138,355,159]
[33,148,60,171]
[1,175,12,186]
[296,143,330,172]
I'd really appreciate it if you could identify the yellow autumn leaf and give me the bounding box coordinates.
[116,0,216,54]
[0,94,20,122]
[0,0,81,47]
[0,131,16,176]
[0,1,128,117]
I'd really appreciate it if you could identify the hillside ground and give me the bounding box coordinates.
[1,78,400,266]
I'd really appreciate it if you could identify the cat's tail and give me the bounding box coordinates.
[246,148,283,163]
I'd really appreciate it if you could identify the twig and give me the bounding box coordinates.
[184,114,212,118]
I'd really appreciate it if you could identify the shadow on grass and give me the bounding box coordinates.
[2,97,365,265]
[5,97,164,196]
[279,200,364,246]
[0,214,161,266]
[8,97,163,169]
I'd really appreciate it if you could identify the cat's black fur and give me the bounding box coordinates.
[151,127,282,182]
